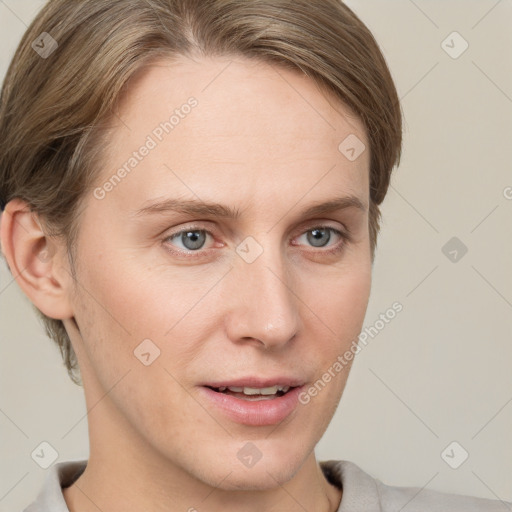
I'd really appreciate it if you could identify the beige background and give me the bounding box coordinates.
[1,0,511,510]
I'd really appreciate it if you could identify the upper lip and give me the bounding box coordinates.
[202,377,306,389]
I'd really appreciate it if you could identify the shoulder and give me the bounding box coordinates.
[23,459,88,512]
[320,459,511,512]
[375,475,509,512]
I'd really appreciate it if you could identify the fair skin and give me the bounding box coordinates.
[1,56,372,512]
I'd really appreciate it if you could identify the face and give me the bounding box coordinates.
[64,55,372,490]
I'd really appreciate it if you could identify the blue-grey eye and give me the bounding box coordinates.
[173,230,207,251]
[306,227,331,247]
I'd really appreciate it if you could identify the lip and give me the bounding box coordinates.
[201,376,306,389]
[198,384,305,426]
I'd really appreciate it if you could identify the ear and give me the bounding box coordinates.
[0,198,74,320]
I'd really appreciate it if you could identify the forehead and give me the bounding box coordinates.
[98,55,370,212]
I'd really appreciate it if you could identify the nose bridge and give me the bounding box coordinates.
[226,234,300,347]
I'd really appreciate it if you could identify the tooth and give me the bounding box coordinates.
[217,385,291,395]
[260,386,280,395]
[242,387,260,395]
[243,386,279,395]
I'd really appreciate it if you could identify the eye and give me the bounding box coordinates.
[297,227,336,248]
[166,228,212,252]
[294,226,347,253]
[163,224,350,259]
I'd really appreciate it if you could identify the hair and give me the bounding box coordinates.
[0,0,402,385]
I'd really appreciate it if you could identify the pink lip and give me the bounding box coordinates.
[201,376,305,388]
[198,385,305,426]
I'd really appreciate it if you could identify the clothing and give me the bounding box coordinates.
[23,458,510,511]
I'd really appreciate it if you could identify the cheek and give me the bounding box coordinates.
[310,264,372,342]
[72,247,221,393]
[300,264,371,401]
[71,255,211,440]
[77,244,206,340]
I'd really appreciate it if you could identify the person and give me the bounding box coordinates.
[0,1,509,511]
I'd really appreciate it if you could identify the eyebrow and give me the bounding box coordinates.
[133,195,367,219]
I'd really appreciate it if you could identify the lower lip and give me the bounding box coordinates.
[198,386,304,426]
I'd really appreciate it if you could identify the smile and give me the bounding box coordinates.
[199,383,305,426]
[208,384,292,400]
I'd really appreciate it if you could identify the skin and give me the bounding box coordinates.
[1,55,372,512]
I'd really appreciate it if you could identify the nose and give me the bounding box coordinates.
[224,239,301,350]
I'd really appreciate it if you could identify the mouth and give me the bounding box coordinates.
[198,379,306,426]
[205,384,295,401]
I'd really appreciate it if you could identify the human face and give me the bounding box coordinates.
[66,55,372,490]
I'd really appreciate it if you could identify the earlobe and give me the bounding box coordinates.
[0,198,74,320]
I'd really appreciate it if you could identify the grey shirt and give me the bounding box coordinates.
[23,458,511,511]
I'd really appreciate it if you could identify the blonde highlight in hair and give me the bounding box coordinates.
[0,0,402,385]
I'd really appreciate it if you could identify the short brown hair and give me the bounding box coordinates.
[0,0,402,385]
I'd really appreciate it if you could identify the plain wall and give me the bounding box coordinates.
[1,1,511,510]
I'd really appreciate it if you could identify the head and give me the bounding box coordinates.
[0,0,401,491]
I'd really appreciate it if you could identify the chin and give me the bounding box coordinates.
[216,464,302,492]
[197,439,310,491]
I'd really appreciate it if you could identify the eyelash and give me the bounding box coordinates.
[162,224,351,259]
